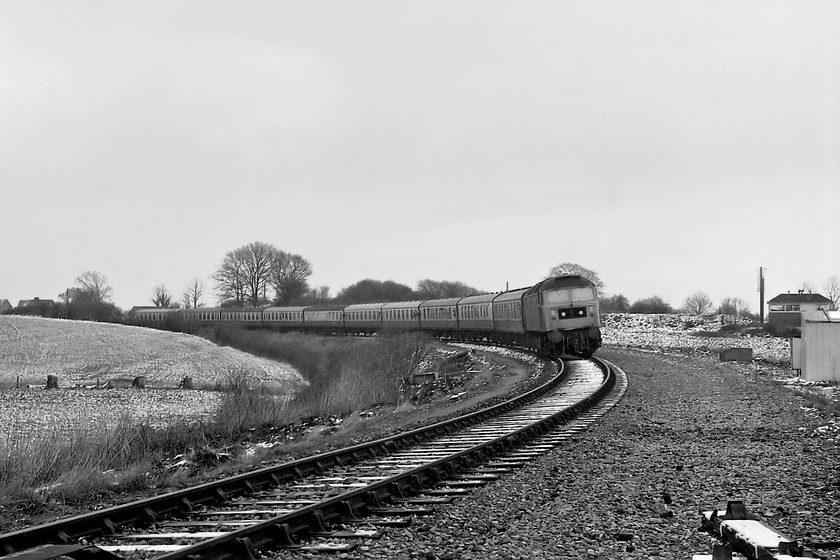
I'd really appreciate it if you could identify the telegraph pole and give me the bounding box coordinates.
[757,267,765,324]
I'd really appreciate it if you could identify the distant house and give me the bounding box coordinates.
[767,292,832,330]
[0,299,12,314]
[16,297,57,318]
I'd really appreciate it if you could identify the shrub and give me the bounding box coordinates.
[0,326,433,513]
[211,366,287,437]
[206,326,432,420]
[0,414,208,514]
[629,296,674,314]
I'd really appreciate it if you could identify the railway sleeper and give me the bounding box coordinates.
[393,496,454,505]
[421,487,471,496]
[367,506,435,517]
[341,516,412,528]
[436,479,487,488]
[0,544,124,560]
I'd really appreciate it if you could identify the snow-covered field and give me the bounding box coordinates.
[602,313,790,363]
[0,316,303,437]
[0,315,301,388]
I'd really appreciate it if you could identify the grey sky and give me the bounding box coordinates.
[1,1,837,311]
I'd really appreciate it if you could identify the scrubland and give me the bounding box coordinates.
[0,317,438,528]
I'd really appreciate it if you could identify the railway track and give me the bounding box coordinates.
[0,352,627,560]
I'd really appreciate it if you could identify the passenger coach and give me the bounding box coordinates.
[129,274,601,356]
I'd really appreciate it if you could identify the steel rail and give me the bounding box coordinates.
[0,349,570,558]
[134,358,618,560]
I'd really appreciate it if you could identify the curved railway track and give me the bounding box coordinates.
[0,352,627,560]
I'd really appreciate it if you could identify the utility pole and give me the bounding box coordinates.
[757,267,765,324]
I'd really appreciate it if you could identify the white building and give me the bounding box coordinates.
[792,311,840,382]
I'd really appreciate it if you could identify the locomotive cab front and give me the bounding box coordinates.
[522,275,602,355]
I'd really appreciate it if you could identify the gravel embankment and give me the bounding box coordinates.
[601,313,791,362]
[274,320,839,560]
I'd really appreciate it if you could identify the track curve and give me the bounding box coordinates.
[0,352,626,560]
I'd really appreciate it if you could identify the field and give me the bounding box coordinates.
[0,316,301,388]
[0,316,303,436]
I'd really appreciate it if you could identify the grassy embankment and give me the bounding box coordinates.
[0,326,431,526]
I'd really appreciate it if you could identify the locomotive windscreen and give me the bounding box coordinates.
[542,287,595,304]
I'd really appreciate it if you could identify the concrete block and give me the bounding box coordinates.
[719,348,753,362]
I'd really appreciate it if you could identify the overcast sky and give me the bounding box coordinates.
[1,1,837,312]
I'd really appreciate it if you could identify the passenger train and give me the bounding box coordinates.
[130,275,602,356]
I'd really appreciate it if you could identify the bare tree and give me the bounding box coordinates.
[311,285,331,303]
[214,242,314,306]
[547,262,605,293]
[59,272,120,321]
[240,241,277,306]
[720,297,750,320]
[75,271,113,303]
[271,252,313,304]
[182,278,205,309]
[214,242,277,306]
[683,292,713,315]
[824,276,840,310]
[213,253,247,305]
[152,285,173,307]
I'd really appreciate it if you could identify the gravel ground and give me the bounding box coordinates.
[271,345,839,559]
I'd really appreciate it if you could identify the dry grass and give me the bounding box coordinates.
[212,327,431,418]
[0,323,436,526]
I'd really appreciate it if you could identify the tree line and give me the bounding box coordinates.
[8,249,839,320]
[146,241,483,309]
[554,262,840,316]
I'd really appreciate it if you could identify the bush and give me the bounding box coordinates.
[211,366,287,437]
[629,295,674,314]
[0,326,433,515]
[0,414,207,515]
[208,326,431,419]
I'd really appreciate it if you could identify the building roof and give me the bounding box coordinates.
[767,292,832,304]
[802,310,840,323]
[17,298,56,307]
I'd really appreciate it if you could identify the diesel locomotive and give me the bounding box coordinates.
[131,274,602,356]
